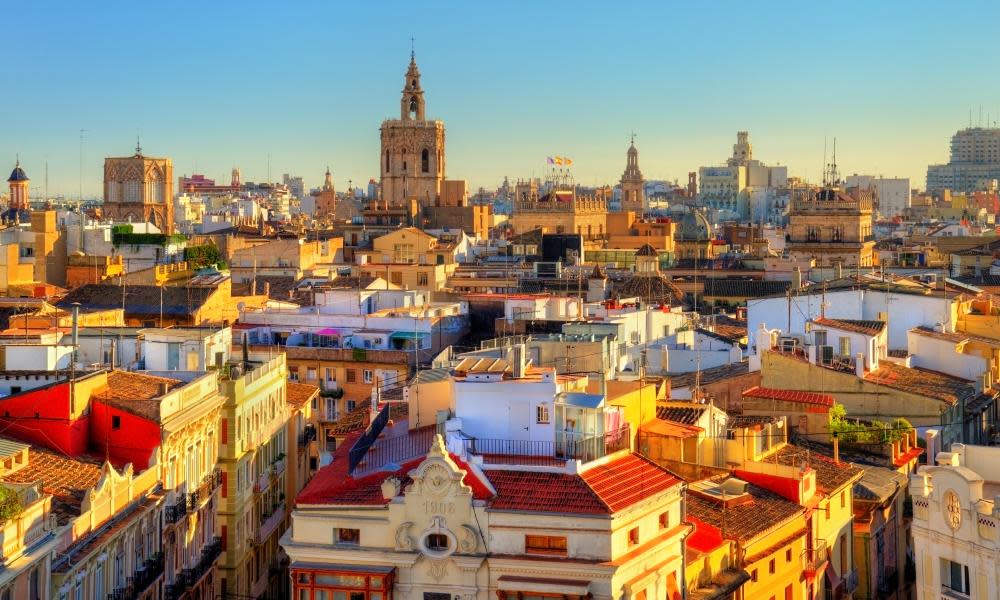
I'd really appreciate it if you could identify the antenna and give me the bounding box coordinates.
[78,129,88,206]
[410,36,415,60]
[822,137,828,186]
[830,138,839,185]
[135,134,142,156]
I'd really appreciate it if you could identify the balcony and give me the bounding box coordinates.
[802,540,829,576]
[256,503,286,545]
[842,569,858,595]
[109,552,164,600]
[165,499,188,524]
[461,424,632,464]
[164,537,222,600]
[188,467,223,511]
[298,424,317,448]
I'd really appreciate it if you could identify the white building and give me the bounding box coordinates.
[910,442,1000,599]
[845,175,911,218]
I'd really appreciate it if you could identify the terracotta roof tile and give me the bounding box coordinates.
[864,361,975,405]
[0,446,104,523]
[485,469,607,514]
[92,371,183,422]
[686,477,803,545]
[742,386,834,407]
[760,444,863,494]
[581,453,680,512]
[656,405,706,425]
[813,317,886,336]
[286,382,319,410]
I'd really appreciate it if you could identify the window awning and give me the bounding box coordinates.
[498,576,590,596]
[316,328,343,336]
[389,331,428,341]
[290,562,395,575]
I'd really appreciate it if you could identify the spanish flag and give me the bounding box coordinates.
[554,156,563,165]
[564,157,573,166]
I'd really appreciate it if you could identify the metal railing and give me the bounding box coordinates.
[349,421,439,476]
[877,569,898,598]
[108,552,163,600]
[164,537,221,600]
[256,505,285,545]
[298,424,317,447]
[802,539,829,574]
[165,499,188,524]
[188,468,223,511]
[463,424,631,463]
[843,568,859,594]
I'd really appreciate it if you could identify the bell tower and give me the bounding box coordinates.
[7,159,29,211]
[400,50,426,121]
[620,135,645,213]
[379,49,446,208]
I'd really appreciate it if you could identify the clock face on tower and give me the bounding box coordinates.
[943,489,962,530]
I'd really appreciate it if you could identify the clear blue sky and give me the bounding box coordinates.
[4,1,999,198]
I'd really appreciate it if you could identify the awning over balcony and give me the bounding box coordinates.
[389,331,427,341]
[497,576,591,596]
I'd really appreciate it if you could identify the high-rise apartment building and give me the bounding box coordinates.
[927,127,1000,193]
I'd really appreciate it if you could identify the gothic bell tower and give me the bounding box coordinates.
[379,50,446,208]
[400,52,426,121]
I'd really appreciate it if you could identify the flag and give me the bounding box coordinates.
[564,157,573,166]
[554,156,563,165]
[546,156,555,165]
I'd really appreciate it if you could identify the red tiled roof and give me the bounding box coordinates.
[286,382,319,410]
[742,386,834,407]
[297,431,493,506]
[580,453,680,513]
[813,317,886,336]
[485,470,607,514]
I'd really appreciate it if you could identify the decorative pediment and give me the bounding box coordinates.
[407,434,471,499]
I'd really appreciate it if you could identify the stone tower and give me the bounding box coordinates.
[102,142,174,233]
[620,137,645,213]
[729,131,753,166]
[315,166,337,216]
[379,52,445,208]
[7,159,29,210]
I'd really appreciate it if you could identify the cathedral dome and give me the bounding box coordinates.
[676,209,711,242]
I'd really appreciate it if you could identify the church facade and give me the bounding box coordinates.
[102,144,175,233]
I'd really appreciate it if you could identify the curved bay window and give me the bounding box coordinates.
[294,566,394,600]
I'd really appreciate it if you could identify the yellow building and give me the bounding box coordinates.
[510,186,608,239]
[217,354,292,600]
[606,211,676,252]
[283,434,689,600]
[786,186,876,267]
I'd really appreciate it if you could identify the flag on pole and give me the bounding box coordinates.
[554,156,563,165]
[564,157,573,166]
[546,156,555,165]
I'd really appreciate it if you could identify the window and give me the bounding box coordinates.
[307,368,317,380]
[785,584,793,600]
[536,404,549,424]
[346,369,357,383]
[425,533,449,551]
[786,548,792,562]
[769,558,776,574]
[325,368,335,382]
[525,535,567,556]
[112,415,121,430]
[337,528,360,545]
[627,527,639,546]
[363,370,373,384]
[839,336,851,357]
[751,569,758,583]
[659,511,669,529]
[347,400,357,412]
[421,149,430,173]
[417,272,428,286]
[941,558,970,595]
[840,491,846,508]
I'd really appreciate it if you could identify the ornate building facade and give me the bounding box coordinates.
[785,186,875,267]
[103,144,175,233]
[380,54,446,208]
[620,138,645,213]
[510,187,608,239]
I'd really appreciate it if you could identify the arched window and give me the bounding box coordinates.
[401,149,407,172]
[421,149,429,173]
[385,150,390,173]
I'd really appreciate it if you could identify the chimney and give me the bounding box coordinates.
[832,433,840,465]
[855,352,865,377]
[835,263,843,279]
[511,344,526,379]
[158,382,170,396]
[792,266,802,290]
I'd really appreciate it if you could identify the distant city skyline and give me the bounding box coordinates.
[4,1,1000,197]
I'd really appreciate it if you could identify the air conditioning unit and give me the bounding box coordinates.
[779,336,799,353]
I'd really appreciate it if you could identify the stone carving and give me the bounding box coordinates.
[458,524,479,553]
[427,558,448,582]
[395,521,414,551]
